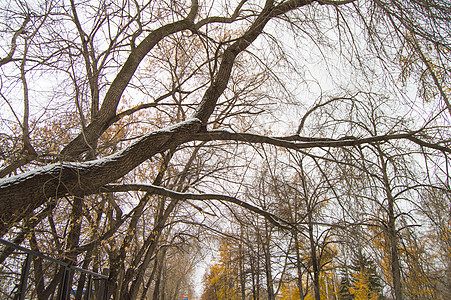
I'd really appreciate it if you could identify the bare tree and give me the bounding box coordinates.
[1,1,451,299]
[1,0,450,234]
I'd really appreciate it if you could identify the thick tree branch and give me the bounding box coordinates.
[3,121,448,236]
[194,130,451,154]
[0,119,202,235]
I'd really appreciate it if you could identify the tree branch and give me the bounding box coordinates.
[0,14,30,67]
[194,130,451,154]
[101,183,294,230]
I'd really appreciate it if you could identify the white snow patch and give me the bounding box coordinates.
[0,119,202,188]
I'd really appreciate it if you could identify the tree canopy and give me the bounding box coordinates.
[0,0,450,299]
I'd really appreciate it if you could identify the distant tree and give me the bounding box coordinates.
[349,251,383,300]
[201,240,241,300]
[337,269,354,300]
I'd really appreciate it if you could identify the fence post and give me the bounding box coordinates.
[59,267,71,300]
[18,253,31,300]
[103,279,109,300]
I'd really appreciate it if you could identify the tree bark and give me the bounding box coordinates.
[294,231,306,300]
[308,218,321,300]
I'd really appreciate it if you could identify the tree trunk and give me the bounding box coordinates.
[308,218,321,300]
[239,240,246,300]
[264,220,275,300]
[140,257,159,300]
[377,147,403,300]
[294,231,305,300]
[127,199,179,299]
[152,250,167,300]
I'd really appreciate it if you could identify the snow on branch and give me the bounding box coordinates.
[102,183,294,231]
